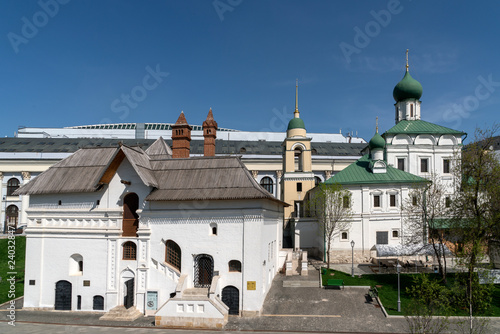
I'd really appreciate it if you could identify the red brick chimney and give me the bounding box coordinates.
[171,111,192,159]
[202,108,218,157]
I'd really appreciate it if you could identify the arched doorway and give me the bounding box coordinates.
[221,286,239,315]
[122,193,139,237]
[55,280,72,310]
[93,295,104,310]
[120,270,135,309]
[194,254,214,288]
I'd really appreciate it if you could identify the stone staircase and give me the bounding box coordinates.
[99,305,143,321]
[182,287,209,298]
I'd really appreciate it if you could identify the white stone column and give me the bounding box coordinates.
[20,172,31,226]
[275,170,282,199]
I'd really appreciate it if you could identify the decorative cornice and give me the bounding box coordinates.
[144,215,262,225]
[21,171,31,180]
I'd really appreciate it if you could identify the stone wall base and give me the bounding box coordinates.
[328,250,371,264]
[155,315,227,329]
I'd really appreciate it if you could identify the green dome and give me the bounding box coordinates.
[369,132,385,150]
[393,71,423,102]
[287,117,305,130]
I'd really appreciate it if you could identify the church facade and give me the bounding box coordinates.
[294,56,465,262]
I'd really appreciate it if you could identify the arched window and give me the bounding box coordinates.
[69,254,83,275]
[260,177,273,194]
[228,260,241,272]
[7,178,20,196]
[165,240,181,271]
[5,205,18,230]
[122,193,139,237]
[123,241,136,260]
[314,176,321,186]
[210,222,217,236]
[410,104,414,117]
[294,147,303,171]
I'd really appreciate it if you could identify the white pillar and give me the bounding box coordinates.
[21,172,31,226]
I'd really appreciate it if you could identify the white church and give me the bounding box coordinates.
[296,56,465,263]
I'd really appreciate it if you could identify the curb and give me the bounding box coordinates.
[0,296,23,308]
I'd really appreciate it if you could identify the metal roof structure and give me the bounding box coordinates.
[0,137,366,157]
[325,155,429,185]
[384,120,465,136]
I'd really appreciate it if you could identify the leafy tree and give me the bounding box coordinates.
[307,183,353,268]
[402,174,451,282]
[405,274,450,334]
[449,125,500,323]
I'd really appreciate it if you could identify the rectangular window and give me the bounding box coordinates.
[376,231,388,245]
[343,195,350,208]
[392,230,399,238]
[296,182,302,192]
[412,196,418,206]
[373,195,380,208]
[445,197,451,208]
[390,194,396,207]
[421,158,429,173]
[397,158,405,171]
[341,231,348,240]
[443,159,450,174]
[295,201,304,218]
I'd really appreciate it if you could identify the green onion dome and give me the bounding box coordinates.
[369,132,385,150]
[393,71,423,102]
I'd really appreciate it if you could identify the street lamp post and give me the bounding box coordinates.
[350,240,355,277]
[397,263,401,312]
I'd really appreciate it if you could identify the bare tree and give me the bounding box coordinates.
[307,183,353,268]
[402,174,451,282]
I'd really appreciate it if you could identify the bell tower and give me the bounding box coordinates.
[281,80,315,247]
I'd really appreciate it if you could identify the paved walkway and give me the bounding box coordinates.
[2,263,499,333]
[225,266,407,333]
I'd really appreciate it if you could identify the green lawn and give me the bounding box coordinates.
[322,268,500,316]
[0,236,26,305]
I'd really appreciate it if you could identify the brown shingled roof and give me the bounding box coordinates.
[15,138,286,205]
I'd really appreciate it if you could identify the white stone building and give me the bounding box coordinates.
[17,133,286,327]
[298,60,465,263]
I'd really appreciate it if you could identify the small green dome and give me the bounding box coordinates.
[369,132,385,150]
[287,117,305,130]
[393,71,423,102]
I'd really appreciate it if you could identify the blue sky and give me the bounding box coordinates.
[1,0,499,142]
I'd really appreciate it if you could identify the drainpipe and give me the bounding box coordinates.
[241,211,245,315]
